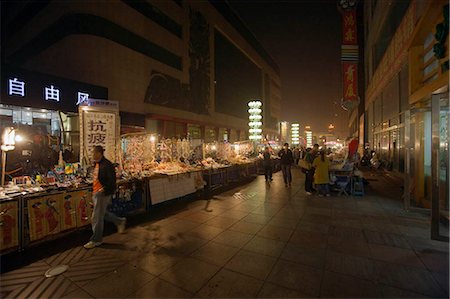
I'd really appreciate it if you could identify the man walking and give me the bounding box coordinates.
[84,146,126,249]
[304,144,319,195]
[263,147,273,182]
[278,143,294,187]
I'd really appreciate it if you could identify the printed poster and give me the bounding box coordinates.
[61,193,77,231]
[28,194,63,242]
[0,200,19,251]
[72,190,93,228]
[82,111,116,163]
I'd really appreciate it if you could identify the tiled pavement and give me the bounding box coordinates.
[1,168,449,298]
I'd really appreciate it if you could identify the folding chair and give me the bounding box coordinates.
[335,175,351,196]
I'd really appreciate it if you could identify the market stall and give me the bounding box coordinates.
[0,127,259,253]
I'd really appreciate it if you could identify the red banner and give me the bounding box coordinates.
[343,10,357,45]
[342,62,358,101]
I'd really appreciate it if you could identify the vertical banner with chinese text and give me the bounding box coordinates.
[340,3,360,111]
[342,10,357,45]
[342,62,358,101]
[79,99,119,166]
[83,111,116,162]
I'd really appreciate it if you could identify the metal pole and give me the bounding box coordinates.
[1,150,6,186]
[404,110,411,211]
[431,94,441,240]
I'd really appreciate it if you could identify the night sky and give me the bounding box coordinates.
[229,0,348,138]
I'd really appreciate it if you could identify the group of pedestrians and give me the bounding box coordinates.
[303,144,331,196]
[262,143,331,196]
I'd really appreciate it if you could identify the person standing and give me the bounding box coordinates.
[84,146,126,249]
[293,147,300,166]
[304,144,319,195]
[278,143,294,187]
[263,147,273,182]
[312,150,331,196]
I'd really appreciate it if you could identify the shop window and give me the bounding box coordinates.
[205,126,216,142]
[373,1,411,70]
[188,124,202,139]
[218,128,228,142]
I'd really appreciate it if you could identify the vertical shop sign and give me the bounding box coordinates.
[342,62,358,101]
[339,0,360,111]
[0,201,19,251]
[343,10,357,44]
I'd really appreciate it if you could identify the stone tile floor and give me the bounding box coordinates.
[1,168,449,298]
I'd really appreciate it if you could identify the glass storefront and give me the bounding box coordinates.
[0,104,79,175]
[431,93,449,240]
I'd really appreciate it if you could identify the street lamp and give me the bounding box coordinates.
[291,123,300,145]
[248,100,263,141]
[1,127,17,186]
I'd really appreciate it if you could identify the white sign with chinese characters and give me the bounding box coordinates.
[82,111,116,163]
[45,85,60,102]
[77,92,89,105]
[8,78,25,97]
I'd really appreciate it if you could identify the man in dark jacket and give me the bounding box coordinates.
[278,143,294,187]
[304,144,319,195]
[263,147,273,182]
[84,146,126,249]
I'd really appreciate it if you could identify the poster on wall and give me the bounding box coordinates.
[28,194,63,242]
[61,193,77,231]
[0,200,19,251]
[73,189,93,228]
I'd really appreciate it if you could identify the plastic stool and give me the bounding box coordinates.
[352,176,364,196]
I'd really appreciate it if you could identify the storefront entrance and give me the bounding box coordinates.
[431,93,449,241]
[405,92,449,241]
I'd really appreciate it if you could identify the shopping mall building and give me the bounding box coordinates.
[350,0,449,239]
[1,0,282,152]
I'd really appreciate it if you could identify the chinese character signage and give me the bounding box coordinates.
[343,62,358,101]
[339,2,359,110]
[343,10,357,44]
[1,65,108,112]
[82,111,116,163]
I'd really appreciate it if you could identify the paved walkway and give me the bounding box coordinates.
[1,168,449,298]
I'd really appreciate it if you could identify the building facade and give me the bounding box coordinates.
[363,0,449,240]
[1,0,281,145]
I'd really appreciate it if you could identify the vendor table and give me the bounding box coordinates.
[148,171,204,205]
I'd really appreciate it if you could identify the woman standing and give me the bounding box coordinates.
[312,150,331,196]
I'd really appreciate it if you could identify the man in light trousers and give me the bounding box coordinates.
[84,146,126,249]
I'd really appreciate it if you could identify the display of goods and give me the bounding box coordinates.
[201,157,227,169]
[153,162,197,175]
[229,155,252,165]
[0,200,19,251]
[110,181,143,216]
